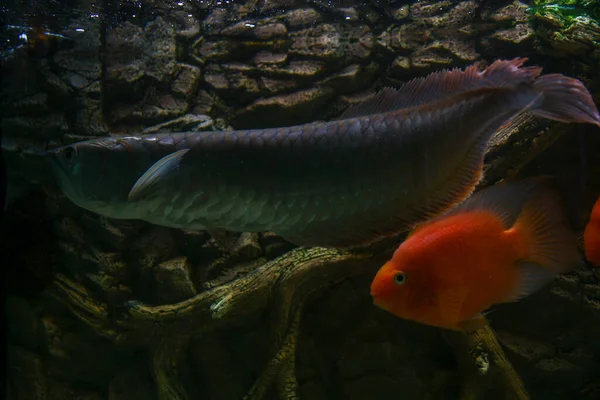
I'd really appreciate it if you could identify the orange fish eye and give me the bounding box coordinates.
[393,271,406,285]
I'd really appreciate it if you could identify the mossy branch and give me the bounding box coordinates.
[444,321,530,400]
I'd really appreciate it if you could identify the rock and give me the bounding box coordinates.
[489,24,535,47]
[2,92,49,117]
[189,334,254,400]
[235,232,264,260]
[74,97,107,136]
[221,22,288,40]
[40,69,73,98]
[171,64,202,99]
[289,24,343,59]
[132,94,190,121]
[253,50,288,65]
[343,375,412,400]
[46,377,104,400]
[278,8,322,27]
[262,60,326,78]
[105,16,190,128]
[335,8,360,22]
[204,67,262,101]
[127,227,179,302]
[260,231,296,259]
[108,362,156,400]
[172,229,214,261]
[411,39,480,70]
[170,10,201,39]
[78,216,144,251]
[486,1,530,23]
[409,0,452,18]
[299,381,327,400]
[7,345,47,399]
[530,1,600,57]
[392,5,410,20]
[496,331,555,362]
[234,87,334,128]
[391,56,411,72]
[338,340,399,378]
[154,257,197,304]
[40,314,130,388]
[84,270,132,304]
[7,296,42,349]
[190,89,222,115]
[1,114,70,138]
[260,0,296,14]
[260,77,299,94]
[107,17,177,84]
[51,21,107,136]
[202,7,229,33]
[51,215,132,302]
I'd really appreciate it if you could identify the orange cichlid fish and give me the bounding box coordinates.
[370,178,582,332]
[584,195,600,267]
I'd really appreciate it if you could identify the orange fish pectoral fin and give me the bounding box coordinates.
[502,262,558,303]
[437,287,470,327]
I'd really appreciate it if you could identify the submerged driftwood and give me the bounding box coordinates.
[46,247,532,400]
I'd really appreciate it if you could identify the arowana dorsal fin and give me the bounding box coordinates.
[336,58,542,120]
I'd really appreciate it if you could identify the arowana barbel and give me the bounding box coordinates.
[47,58,600,248]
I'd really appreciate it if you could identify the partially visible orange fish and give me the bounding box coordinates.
[370,178,581,331]
[584,195,600,267]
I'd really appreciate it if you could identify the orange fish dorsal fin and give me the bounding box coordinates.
[504,262,558,303]
[424,177,549,230]
[335,58,542,119]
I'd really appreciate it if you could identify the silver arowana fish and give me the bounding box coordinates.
[48,58,600,248]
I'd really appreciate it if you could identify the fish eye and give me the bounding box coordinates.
[393,272,406,285]
[63,146,77,163]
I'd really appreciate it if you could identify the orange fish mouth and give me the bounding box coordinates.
[370,276,389,310]
[371,298,387,311]
[370,262,392,296]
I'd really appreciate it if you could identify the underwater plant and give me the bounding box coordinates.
[529,0,600,22]
[527,0,600,56]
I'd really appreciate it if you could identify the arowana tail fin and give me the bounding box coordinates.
[531,74,600,127]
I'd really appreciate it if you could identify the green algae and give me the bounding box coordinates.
[527,0,600,55]
[528,0,600,27]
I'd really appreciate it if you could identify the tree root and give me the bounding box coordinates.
[44,240,532,400]
[44,246,378,399]
[116,247,375,344]
[152,335,191,400]
[444,321,530,400]
[44,243,533,400]
[244,306,302,400]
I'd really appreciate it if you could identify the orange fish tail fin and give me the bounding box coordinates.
[531,74,600,127]
[512,183,582,274]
